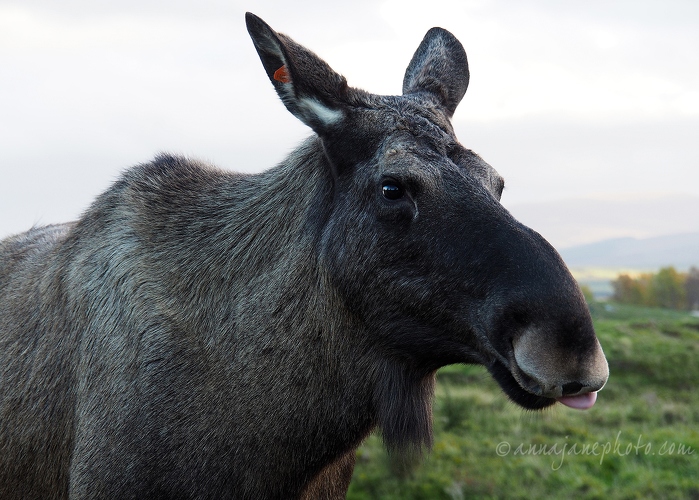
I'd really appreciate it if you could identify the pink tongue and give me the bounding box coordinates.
[556,391,597,410]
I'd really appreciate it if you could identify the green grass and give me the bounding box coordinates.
[347,305,699,499]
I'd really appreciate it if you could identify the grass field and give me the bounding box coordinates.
[346,304,699,499]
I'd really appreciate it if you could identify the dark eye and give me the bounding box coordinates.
[382,181,404,200]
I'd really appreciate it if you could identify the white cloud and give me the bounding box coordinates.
[372,0,699,122]
[0,0,698,243]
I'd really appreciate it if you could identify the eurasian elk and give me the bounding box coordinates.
[0,12,608,499]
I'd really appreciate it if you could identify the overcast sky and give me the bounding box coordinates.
[1,0,698,245]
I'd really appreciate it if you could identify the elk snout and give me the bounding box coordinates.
[511,327,609,409]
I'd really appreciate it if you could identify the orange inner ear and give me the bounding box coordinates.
[273,65,291,83]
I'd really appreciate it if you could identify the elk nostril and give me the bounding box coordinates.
[561,382,584,396]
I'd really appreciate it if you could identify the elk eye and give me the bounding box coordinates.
[382,181,404,200]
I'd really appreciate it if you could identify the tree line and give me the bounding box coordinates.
[611,266,699,311]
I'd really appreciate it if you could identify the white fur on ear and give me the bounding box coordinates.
[298,97,344,127]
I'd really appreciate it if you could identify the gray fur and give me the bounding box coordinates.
[0,13,607,499]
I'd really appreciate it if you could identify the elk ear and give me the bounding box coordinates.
[245,13,347,134]
[402,27,469,118]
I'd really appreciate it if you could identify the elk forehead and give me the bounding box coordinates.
[358,102,503,201]
[378,96,454,143]
[322,96,460,178]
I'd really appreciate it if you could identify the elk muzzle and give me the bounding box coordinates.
[511,327,609,409]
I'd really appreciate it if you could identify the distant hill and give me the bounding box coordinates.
[559,232,699,270]
[506,193,699,249]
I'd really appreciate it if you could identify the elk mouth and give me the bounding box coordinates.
[486,358,557,410]
[485,339,605,411]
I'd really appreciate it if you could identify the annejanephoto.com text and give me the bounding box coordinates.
[496,431,695,470]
